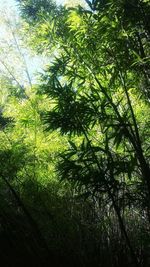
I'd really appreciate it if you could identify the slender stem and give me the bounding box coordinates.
[77,119,139,266]
[0,174,50,254]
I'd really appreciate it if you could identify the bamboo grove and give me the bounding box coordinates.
[0,0,149,266]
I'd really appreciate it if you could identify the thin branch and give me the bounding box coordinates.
[0,59,24,90]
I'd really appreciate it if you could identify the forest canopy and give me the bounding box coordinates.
[0,0,150,266]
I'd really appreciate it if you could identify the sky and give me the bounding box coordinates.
[0,0,64,9]
[0,0,19,11]
[0,0,88,86]
[0,0,65,85]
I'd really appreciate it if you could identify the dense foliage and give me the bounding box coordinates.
[0,0,150,266]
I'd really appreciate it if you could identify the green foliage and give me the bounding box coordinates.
[28,1,150,264]
[0,0,149,266]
